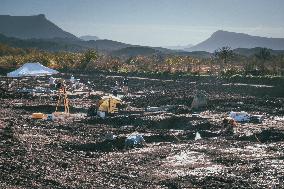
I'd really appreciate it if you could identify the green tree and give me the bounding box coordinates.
[214,46,234,73]
[80,49,99,70]
[255,48,271,74]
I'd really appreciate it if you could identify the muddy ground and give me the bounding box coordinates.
[0,73,284,188]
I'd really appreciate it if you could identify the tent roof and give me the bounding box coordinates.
[7,62,59,77]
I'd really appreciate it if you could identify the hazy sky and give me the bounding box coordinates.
[1,0,284,47]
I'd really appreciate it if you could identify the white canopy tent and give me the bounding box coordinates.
[7,62,59,77]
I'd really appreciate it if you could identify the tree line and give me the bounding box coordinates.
[0,43,283,76]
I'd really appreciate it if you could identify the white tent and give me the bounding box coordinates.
[7,62,59,77]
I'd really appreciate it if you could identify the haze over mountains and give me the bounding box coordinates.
[165,44,193,50]
[80,35,100,41]
[188,30,284,52]
[0,14,284,57]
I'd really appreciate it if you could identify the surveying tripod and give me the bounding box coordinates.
[55,85,70,114]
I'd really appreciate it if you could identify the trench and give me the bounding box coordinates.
[239,128,284,143]
[14,104,87,114]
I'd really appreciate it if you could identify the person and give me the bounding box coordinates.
[56,79,63,90]
[222,117,237,135]
[112,81,120,96]
[70,75,75,83]
[69,75,76,93]
[122,76,129,94]
[112,88,118,97]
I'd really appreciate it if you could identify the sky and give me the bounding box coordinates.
[1,0,284,47]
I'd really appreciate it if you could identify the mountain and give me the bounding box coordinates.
[165,44,193,50]
[84,39,131,52]
[0,33,88,52]
[0,33,214,58]
[0,14,78,39]
[0,14,222,57]
[80,35,100,41]
[0,33,134,52]
[188,30,284,52]
[8,31,284,59]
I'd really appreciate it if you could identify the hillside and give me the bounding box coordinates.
[0,14,209,56]
[188,30,284,52]
[84,39,132,52]
[111,46,159,57]
[233,47,284,57]
[3,33,284,59]
[0,14,77,39]
[0,34,88,52]
[0,33,134,53]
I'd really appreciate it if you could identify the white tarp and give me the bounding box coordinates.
[125,133,145,147]
[229,111,250,122]
[7,62,59,77]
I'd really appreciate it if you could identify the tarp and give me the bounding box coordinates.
[229,111,250,122]
[7,62,59,77]
[125,133,145,147]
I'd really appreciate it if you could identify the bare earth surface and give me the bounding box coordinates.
[0,74,284,188]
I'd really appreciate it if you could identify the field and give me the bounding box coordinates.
[1,73,284,188]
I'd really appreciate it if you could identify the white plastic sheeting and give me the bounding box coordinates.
[195,132,202,140]
[229,111,250,122]
[125,133,145,147]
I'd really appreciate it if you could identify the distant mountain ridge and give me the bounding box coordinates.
[165,44,193,50]
[2,33,284,59]
[0,14,77,39]
[80,35,100,41]
[1,14,284,58]
[188,30,284,52]
[0,33,134,52]
[0,33,88,52]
